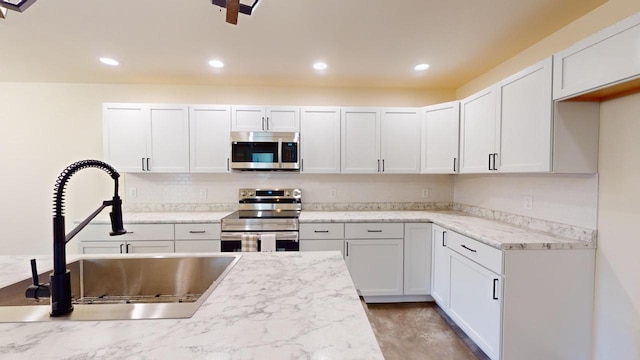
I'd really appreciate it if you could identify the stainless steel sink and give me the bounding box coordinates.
[0,255,240,322]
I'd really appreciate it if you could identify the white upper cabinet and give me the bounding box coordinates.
[341,108,380,173]
[421,101,460,174]
[104,103,190,173]
[189,105,231,173]
[380,108,421,174]
[341,107,421,174]
[496,57,553,173]
[459,86,498,173]
[553,12,640,100]
[300,107,341,173]
[231,105,300,132]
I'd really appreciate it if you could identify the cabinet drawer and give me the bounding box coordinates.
[300,223,344,239]
[78,224,174,241]
[345,223,403,239]
[175,240,221,253]
[447,231,503,274]
[175,223,220,240]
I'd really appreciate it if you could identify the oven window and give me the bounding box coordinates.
[221,240,299,252]
[232,142,278,163]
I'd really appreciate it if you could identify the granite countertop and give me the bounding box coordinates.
[0,252,383,360]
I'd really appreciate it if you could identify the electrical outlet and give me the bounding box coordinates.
[200,189,208,199]
[524,196,533,210]
[422,188,430,198]
[330,189,337,199]
[128,187,137,198]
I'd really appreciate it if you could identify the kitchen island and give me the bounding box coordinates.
[0,252,383,360]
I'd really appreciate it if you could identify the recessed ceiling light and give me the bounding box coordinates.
[99,57,119,66]
[414,63,430,71]
[313,62,328,71]
[209,60,224,68]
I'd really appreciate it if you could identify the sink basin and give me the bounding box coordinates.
[0,255,240,322]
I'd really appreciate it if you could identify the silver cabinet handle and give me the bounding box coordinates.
[189,230,206,234]
[367,229,383,233]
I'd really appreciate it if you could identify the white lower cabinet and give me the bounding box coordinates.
[433,226,595,360]
[78,240,174,254]
[174,240,221,253]
[345,238,404,296]
[448,251,502,360]
[174,223,221,253]
[299,223,345,256]
[403,223,431,295]
[430,225,450,307]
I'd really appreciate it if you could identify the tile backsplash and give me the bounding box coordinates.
[123,173,454,205]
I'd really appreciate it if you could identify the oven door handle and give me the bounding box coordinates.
[220,232,299,242]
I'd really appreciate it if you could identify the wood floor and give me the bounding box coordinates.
[363,302,490,360]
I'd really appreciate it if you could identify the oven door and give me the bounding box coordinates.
[220,231,299,252]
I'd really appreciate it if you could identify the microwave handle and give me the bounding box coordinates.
[278,138,282,168]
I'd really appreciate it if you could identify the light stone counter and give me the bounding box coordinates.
[299,211,595,250]
[90,211,232,224]
[0,252,383,360]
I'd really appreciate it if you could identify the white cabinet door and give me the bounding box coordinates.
[189,105,231,173]
[553,13,640,100]
[103,103,189,173]
[300,239,345,257]
[148,105,190,173]
[460,86,498,173]
[497,57,553,173]
[380,108,421,174]
[79,241,124,255]
[231,106,299,132]
[175,240,221,253]
[345,239,403,296]
[300,107,341,173]
[266,106,300,132]
[341,108,380,173]
[422,101,460,174]
[103,103,150,173]
[231,106,265,131]
[431,225,450,309]
[403,223,432,295]
[449,251,502,360]
[126,240,175,254]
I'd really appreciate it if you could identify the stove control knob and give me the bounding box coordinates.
[248,191,255,197]
[240,190,248,198]
[292,189,301,198]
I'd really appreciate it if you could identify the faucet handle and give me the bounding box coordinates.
[25,259,50,301]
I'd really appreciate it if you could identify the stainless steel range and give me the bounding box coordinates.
[220,188,301,252]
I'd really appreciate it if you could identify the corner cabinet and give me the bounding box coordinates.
[189,105,231,173]
[421,101,460,174]
[103,103,190,173]
[231,105,300,132]
[300,107,341,173]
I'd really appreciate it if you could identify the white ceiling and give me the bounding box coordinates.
[0,0,605,89]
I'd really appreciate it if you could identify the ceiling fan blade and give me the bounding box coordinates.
[226,0,239,25]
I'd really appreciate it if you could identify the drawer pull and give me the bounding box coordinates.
[461,244,477,253]
[119,244,124,254]
[314,230,329,233]
[367,230,383,233]
[493,279,499,300]
[189,230,206,234]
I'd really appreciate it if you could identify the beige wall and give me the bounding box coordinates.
[0,81,454,255]
[456,0,640,98]
[593,93,640,359]
[453,174,598,229]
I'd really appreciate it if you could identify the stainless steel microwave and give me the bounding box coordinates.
[230,131,300,171]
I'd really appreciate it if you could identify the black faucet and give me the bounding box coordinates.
[26,160,126,316]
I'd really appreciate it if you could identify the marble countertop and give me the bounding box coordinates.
[0,252,383,360]
[88,210,594,250]
[301,211,593,250]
